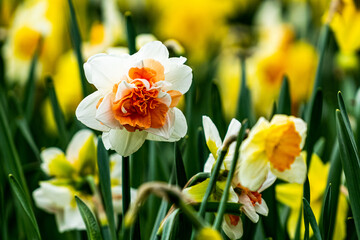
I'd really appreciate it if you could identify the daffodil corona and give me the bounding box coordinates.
[76,41,192,156]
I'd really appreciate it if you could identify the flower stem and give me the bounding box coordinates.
[122,156,131,239]
[213,120,248,230]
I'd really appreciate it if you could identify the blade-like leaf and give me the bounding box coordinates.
[303,198,322,240]
[175,142,187,188]
[160,209,180,240]
[97,138,116,240]
[23,48,39,122]
[46,76,69,149]
[125,12,136,55]
[75,196,102,240]
[67,0,89,97]
[16,118,41,162]
[8,174,41,240]
[278,75,291,115]
[336,109,360,237]
[236,56,253,123]
[320,184,331,240]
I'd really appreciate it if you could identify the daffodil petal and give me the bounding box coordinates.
[202,115,222,159]
[183,179,210,203]
[271,154,306,184]
[96,93,122,129]
[164,64,192,94]
[66,129,96,164]
[223,118,241,144]
[255,199,268,216]
[40,148,74,178]
[239,193,259,223]
[76,91,110,132]
[146,108,187,141]
[275,183,303,209]
[109,153,122,181]
[204,154,215,173]
[84,53,130,90]
[133,41,169,63]
[239,152,269,191]
[222,214,243,240]
[290,116,307,149]
[258,171,277,193]
[107,128,147,157]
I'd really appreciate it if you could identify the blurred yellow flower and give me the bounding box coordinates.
[247,25,318,117]
[328,0,360,54]
[276,153,348,239]
[150,0,234,64]
[196,227,223,240]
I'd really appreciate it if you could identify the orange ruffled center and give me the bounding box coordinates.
[108,59,182,132]
[229,215,240,226]
[237,184,262,207]
[265,120,301,172]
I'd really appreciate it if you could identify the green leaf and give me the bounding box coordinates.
[213,120,248,230]
[67,0,90,97]
[23,48,39,122]
[16,118,41,162]
[97,138,116,240]
[150,200,169,240]
[320,184,331,240]
[303,177,310,240]
[45,76,69,149]
[210,83,226,138]
[336,108,360,237]
[8,174,41,240]
[160,209,180,240]
[236,56,253,123]
[321,141,341,240]
[303,198,322,240]
[175,142,187,188]
[121,156,131,240]
[278,75,291,115]
[125,12,136,55]
[75,196,102,240]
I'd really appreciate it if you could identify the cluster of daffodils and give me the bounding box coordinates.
[32,129,133,232]
[184,114,307,239]
[76,41,192,156]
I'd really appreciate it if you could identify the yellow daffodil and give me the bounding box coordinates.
[239,114,307,191]
[196,227,223,240]
[3,0,51,84]
[33,129,130,232]
[184,116,276,240]
[246,25,318,117]
[276,153,348,239]
[150,0,234,63]
[76,41,192,156]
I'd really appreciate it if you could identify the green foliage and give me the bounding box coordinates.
[75,196,102,240]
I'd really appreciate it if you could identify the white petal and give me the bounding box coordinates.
[163,64,192,94]
[76,91,110,132]
[146,108,175,139]
[115,80,135,102]
[222,214,243,240]
[223,118,242,144]
[255,199,269,216]
[239,152,269,192]
[290,116,307,149]
[84,53,130,90]
[96,93,121,129]
[133,41,169,62]
[204,154,215,173]
[146,108,187,142]
[102,132,112,149]
[258,171,277,193]
[108,128,147,156]
[271,154,307,184]
[239,193,259,223]
[40,148,65,175]
[66,129,96,163]
[202,115,222,157]
[58,205,86,232]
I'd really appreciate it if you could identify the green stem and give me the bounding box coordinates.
[213,121,248,230]
[125,12,136,55]
[122,156,131,239]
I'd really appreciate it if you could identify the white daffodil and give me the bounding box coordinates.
[239,114,307,192]
[3,0,51,84]
[33,129,130,232]
[76,41,192,156]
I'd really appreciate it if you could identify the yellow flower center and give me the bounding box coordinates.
[14,26,41,60]
[265,121,301,171]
